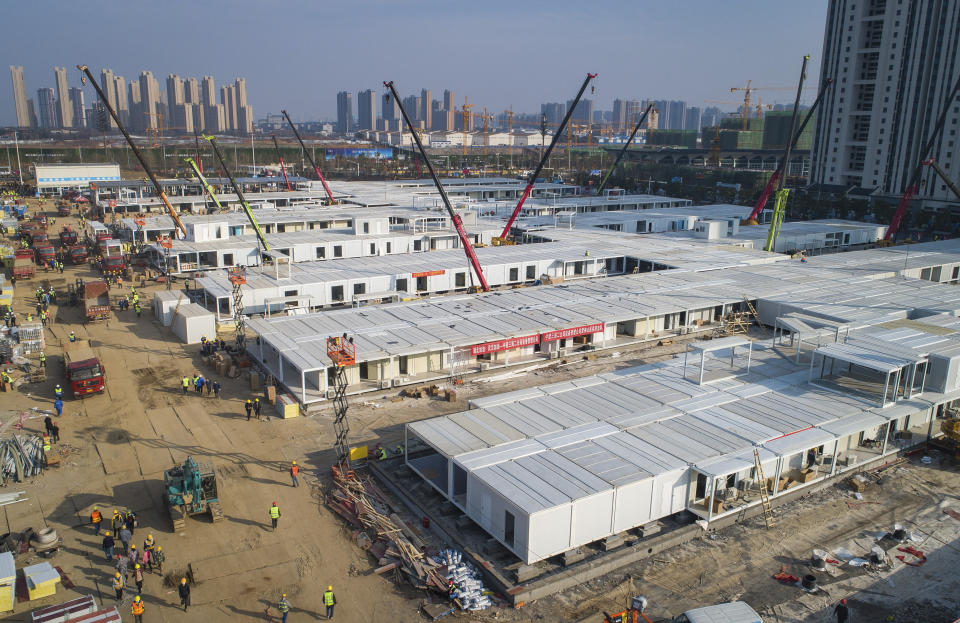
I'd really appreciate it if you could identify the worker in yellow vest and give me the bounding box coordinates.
[323,586,337,619]
[269,502,280,530]
[112,572,125,601]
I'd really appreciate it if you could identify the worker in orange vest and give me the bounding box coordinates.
[90,507,103,535]
[131,595,145,623]
[290,461,299,487]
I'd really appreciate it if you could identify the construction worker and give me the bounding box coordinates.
[54,398,63,417]
[42,432,51,453]
[112,571,125,601]
[192,373,200,394]
[245,399,253,420]
[119,526,132,554]
[181,376,190,394]
[833,599,849,623]
[50,422,60,443]
[323,586,337,620]
[133,563,144,593]
[269,502,280,530]
[0,370,10,386]
[102,531,115,561]
[135,303,141,318]
[40,309,48,326]
[377,445,387,461]
[39,352,46,368]
[178,578,191,611]
[195,374,205,395]
[111,509,125,532]
[127,543,138,568]
[54,384,63,399]
[277,594,291,623]
[25,312,32,322]
[91,506,103,535]
[131,595,145,623]
[212,380,221,399]
[254,397,262,420]
[69,331,76,342]
[143,534,155,555]
[290,461,299,487]
[151,545,164,574]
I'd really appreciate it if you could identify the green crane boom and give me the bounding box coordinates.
[202,135,270,253]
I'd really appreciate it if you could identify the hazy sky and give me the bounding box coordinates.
[2,0,827,125]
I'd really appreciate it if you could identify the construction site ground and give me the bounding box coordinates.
[2,197,958,622]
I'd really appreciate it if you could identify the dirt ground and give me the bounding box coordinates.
[3,197,959,623]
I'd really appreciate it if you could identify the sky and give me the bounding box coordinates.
[1,0,828,125]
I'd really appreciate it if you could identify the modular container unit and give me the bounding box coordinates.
[172,303,217,344]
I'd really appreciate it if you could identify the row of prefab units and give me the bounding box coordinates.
[153,291,216,344]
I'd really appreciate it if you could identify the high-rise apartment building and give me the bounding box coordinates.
[233,78,252,135]
[202,76,225,133]
[382,90,400,121]
[69,87,85,128]
[541,102,564,125]
[336,91,353,134]
[54,67,72,128]
[100,69,118,128]
[221,84,237,131]
[444,90,455,113]
[567,98,594,124]
[420,89,432,130]
[114,75,129,126]
[357,89,376,130]
[10,66,32,127]
[811,0,960,204]
[36,88,56,129]
[138,71,161,132]
[684,106,702,134]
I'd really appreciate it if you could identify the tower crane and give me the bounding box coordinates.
[460,97,473,156]
[729,82,812,129]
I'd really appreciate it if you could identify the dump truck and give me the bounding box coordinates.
[63,339,106,397]
[34,243,55,268]
[81,280,111,321]
[57,200,72,217]
[13,249,35,280]
[68,244,88,265]
[101,255,125,277]
[59,227,78,247]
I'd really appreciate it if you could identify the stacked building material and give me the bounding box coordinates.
[0,435,44,483]
[435,549,491,611]
[17,322,44,355]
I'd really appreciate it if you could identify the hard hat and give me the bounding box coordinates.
[93,506,98,511]
[327,585,333,591]
[181,578,187,584]
[247,399,252,403]
[104,531,111,536]
[272,501,277,506]
[841,599,847,605]
[115,572,121,577]
[135,563,140,569]
[148,534,153,539]
[134,596,141,602]
[113,509,119,514]
[130,544,136,549]
[292,460,296,465]
[282,593,286,597]
[156,546,162,552]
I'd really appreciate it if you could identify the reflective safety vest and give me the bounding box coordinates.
[269,506,280,519]
[39,353,45,364]
[278,599,290,613]
[323,591,335,606]
[132,601,144,616]
[290,465,299,477]
[182,377,190,388]
[113,576,124,590]
[91,510,102,524]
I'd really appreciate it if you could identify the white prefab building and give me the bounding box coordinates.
[172,303,216,344]
[35,163,120,195]
[406,313,960,563]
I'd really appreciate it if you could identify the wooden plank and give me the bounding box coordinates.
[143,407,196,464]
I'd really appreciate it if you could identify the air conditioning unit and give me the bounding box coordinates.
[379,380,392,389]
[737,479,753,492]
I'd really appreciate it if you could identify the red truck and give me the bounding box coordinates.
[101,255,126,276]
[34,244,56,268]
[81,280,111,321]
[63,340,106,397]
[13,248,35,280]
[68,244,88,264]
[59,227,78,247]
[57,200,72,217]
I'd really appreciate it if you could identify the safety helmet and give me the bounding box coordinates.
[114,509,119,514]
[104,531,111,536]
[292,461,296,465]
[181,578,187,584]
[156,546,162,552]
[55,384,61,389]
[327,585,333,590]
[135,563,140,569]
[247,399,251,403]
[282,593,286,598]
[115,572,121,578]
[272,501,277,506]
[134,596,141,602]
[147,534,153,540]
[93,506,99,511]
[130,544,136,549]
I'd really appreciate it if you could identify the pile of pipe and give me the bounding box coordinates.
[434,548,492,611]
[17,322,44,355]
[1,434,44,483]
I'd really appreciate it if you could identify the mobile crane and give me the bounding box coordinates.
[281,110,336,204]
[76,65,187,239]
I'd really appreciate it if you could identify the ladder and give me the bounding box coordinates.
[753,448,775,529]
[742,296,762,327]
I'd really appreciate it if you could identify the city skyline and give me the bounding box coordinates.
[0,1,826,126]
